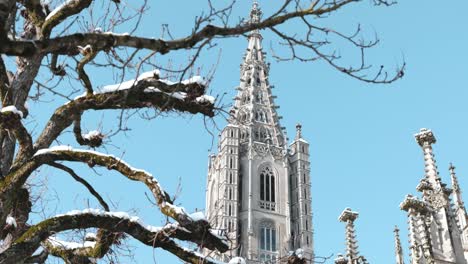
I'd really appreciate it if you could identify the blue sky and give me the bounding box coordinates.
[23,0,468,263]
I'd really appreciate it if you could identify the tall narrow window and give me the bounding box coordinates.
[260,173,265,201]
[259,223,277,261]
[259,166,276,210]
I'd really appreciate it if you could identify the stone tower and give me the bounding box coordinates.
[400,128,467,264]
[205,3,314,263]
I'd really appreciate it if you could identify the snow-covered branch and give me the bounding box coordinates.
[33,70,215,152]
[2,210,227,263]
[42,0,93,36]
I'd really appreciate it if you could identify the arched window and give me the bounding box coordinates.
[259,222,277,262]
[260,166,276,211]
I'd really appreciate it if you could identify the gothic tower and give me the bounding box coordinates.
[205,3,314,263]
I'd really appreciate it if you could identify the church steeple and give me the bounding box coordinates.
[231,2,285,147]
[205,3,313,263]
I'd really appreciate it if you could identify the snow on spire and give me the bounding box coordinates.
[394,226,405,264]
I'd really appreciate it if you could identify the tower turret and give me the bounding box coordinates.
[289,123,313,259]
[205,3,313,263]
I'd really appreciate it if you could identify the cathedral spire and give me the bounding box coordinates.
[450,163,465,210]
[394,226,405,264]
[230,1,286,147]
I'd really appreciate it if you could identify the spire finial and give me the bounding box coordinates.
[338,208,360,261]
[394,226,405,264]
[295,123,302,139]
[414,128,440,187]
[250,1,262,24]
[450,162,465,207]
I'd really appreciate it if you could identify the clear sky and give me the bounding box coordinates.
[25,0,468,263]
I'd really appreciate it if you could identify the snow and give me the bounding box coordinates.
[82,130,102,140]
[45,0,73,21]
[189,211,206,221]
[63,72,213,106]
[104,32,130,36]
[54,208,163,234]
[85,232,96,240]
[295,248,304,258]
[229,257,246,264]
[195,95,215,104]
[1,106,23,118]
[99,70,160,93]
[33,145,72,156]
[6,215,17,228]
[77,45,92,54]
[181,76,207,86]
[48,236,96,250]
[170,92,187,100]
[143,87,162,93]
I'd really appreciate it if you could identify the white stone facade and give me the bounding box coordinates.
[334,128,468,264]
[205,3,313,263]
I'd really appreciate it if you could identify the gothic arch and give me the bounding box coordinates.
[258,164,277,211]
[255,125,272,143]
[238,109,250,124]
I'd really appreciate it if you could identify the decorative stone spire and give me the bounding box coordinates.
[249,1,262,24]
[339,208,360,261]
[230,2,286,147]
[295,123,302,140]
[450,163,465,210]
[394,226,405,264]
[414,128,441,188]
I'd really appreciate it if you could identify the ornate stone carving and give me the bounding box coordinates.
[252,143,268,156]
[425,192,448,209]
[270,147,283,160]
